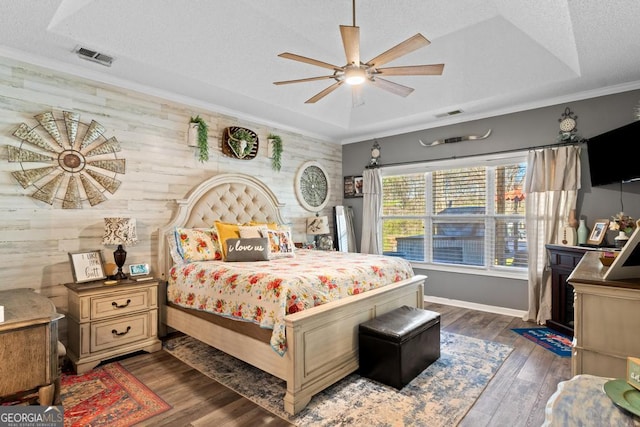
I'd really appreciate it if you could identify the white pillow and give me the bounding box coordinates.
[239,225,268,238]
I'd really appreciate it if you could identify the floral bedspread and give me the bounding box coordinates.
[167,249,414,356]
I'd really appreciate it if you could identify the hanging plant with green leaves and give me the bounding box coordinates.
[268,133,283,172]
[229,128,256,158]
[190,115,209,162]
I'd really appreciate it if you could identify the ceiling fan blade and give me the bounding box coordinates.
[369,77,414,97]
[278,52,341,71]
[274,75,337,85]
[365,33,431,68]
[376,64,444,76]
[340,25,360,66]
[305,81,344,103]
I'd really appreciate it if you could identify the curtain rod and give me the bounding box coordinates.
[367,139,585,169]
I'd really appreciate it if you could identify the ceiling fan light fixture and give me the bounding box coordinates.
[274,0,443,103]
[344,66,366,85]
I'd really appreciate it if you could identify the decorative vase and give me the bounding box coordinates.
[614,231,629,248]
[568,209,579,228]
[577,219,589,245]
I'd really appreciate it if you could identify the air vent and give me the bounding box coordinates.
[435,109,464,118]
[75,46,113,67]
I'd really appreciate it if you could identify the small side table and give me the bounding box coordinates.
[64,278,162,374]
[543,374,640,426]
[0,288,64,405]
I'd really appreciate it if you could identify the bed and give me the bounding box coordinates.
[158,173,426,415]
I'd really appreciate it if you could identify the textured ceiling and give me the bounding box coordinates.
[1,0,640,143]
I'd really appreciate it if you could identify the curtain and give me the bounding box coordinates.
[524,145,581,324]
[361,168,382,254]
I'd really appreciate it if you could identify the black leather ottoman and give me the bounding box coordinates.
[359,305,440,389]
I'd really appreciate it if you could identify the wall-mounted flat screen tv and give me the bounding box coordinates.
[586,120,640,187]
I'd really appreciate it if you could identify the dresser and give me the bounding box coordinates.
[0,288,63,405]
[64,279,162,374]
[568,251,640,378]
[545,244,589,337]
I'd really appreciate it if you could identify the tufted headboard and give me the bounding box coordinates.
[158,173,286,280]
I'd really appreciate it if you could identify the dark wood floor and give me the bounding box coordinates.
[118,303,570,426]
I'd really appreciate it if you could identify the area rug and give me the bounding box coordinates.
[60,362,171,427]
[164,332,513,426]
[511,327,572,357]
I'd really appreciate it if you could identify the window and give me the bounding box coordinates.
[381,154,527,274]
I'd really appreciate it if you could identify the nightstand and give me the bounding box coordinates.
[64,279,162,374]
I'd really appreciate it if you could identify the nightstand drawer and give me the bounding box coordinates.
[91,290,150,320]
[91,312,152,353]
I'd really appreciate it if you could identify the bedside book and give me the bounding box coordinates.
[132,275,154,282]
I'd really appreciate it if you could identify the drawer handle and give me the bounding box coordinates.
[112,299,131,309]
[112,326,131,336]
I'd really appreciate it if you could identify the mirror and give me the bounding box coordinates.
[334,205,357,252]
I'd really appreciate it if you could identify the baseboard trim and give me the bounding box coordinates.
[424,296,526,319]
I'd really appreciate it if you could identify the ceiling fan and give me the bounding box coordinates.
[273,0,444,104]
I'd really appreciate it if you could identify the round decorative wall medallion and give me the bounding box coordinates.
[7,111,125,208]
[295,160,330,212]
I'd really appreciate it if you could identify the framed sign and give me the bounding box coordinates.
[587,219,609,246]
[69,250,107,283]
[344,176,363,198]
[353,176,364,197]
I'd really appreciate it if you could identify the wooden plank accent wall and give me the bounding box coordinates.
[0,57,342,320]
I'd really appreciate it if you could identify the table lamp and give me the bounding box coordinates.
[306,215,330,247]
[102,217,137,280]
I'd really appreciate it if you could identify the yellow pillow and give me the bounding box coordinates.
[214,221,240,260]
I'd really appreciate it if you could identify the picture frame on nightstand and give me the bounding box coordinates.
[69,250,107,283]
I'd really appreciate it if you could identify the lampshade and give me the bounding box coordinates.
[307,216,330,235]
[102,217,138,246]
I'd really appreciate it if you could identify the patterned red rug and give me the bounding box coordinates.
[61,362,171,427]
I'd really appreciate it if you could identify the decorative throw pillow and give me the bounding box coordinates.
[260,229,295,259]
[174,228,222,262]
[238,225,268,239]
[248,221,279,230]
[225,238,270,262]
[214,221,241,260]
[167,234,185,264]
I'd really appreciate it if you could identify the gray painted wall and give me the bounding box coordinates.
[342,89,640,310]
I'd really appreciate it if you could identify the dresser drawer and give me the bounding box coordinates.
[90,312,152,353]
[91,289,150,320]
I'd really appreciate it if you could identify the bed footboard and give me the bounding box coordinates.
[283,274,426,415]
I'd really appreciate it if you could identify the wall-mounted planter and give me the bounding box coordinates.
[187,122,199,147]
[267,133,283,172]
[189,115,209,162]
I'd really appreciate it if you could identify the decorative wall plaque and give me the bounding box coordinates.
[7,111,125,208]
[222,126,258,160]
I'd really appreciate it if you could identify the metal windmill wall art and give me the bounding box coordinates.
[7,111,125,208]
